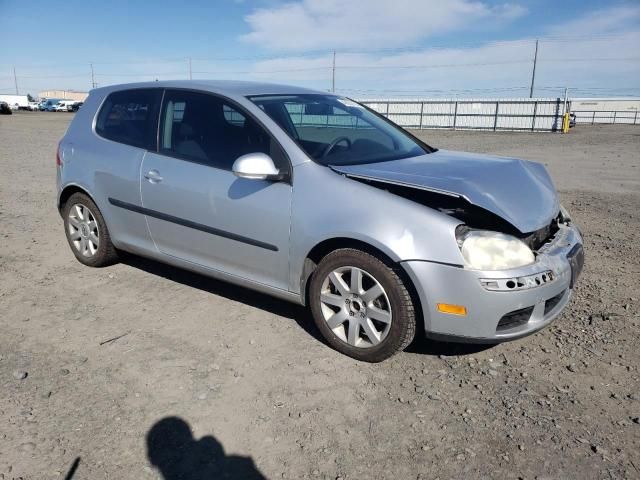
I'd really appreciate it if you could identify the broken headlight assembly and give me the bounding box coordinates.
[559,204,571,224]
[456,227,535,271]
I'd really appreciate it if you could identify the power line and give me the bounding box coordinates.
[193,66,329,75]
[1,31,637,68]
[15,73,93,79]
[339,86,530,93]
[94,71,188,77]
[334,57,639,70]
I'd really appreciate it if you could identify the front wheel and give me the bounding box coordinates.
[309,248,416,362]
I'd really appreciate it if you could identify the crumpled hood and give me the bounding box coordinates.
[331,150,559,233]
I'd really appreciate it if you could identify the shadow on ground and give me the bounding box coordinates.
[121,253,494,359]
[119,252,320,341]
[64,457,81,480]
[147,417,266,480]
[405,337,491,356]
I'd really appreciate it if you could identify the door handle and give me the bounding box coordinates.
[144,170,163,183]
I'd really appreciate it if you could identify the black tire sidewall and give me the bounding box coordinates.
[309,249,414,362]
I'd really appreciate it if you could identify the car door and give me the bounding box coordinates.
[139,89,293,291]
[88,88,162,253]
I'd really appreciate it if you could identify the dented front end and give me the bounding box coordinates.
[402,222,583,342]
[331,151,584,342]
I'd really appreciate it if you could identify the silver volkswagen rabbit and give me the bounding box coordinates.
[56,81,584,362]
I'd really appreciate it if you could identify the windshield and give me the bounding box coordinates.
[248,94,432,166]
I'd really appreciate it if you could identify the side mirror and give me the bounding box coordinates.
[232,153,283,181]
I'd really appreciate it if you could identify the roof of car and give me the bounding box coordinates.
[93,80,331,97]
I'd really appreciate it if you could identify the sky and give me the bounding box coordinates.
[0,0,639,98]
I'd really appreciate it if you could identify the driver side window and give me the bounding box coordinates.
[159,90,288,171]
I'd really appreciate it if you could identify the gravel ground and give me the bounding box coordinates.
[1,113,639,480]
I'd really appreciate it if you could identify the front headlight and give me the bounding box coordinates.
[456,229,535,270]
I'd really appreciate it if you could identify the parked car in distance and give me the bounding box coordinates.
[68,101,84,112]
[40,99,62,111]
[55,101,74,112]
[56,81,584,362]
[0,101,12,114]
[28,101,40,111]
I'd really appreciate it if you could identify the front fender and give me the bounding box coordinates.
[288,162,464,293]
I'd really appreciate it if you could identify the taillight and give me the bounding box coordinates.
[56,141,62,166]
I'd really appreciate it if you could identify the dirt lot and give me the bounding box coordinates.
[1,113,639,480]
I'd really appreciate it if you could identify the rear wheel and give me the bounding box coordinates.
[309,248,416,362]
[63,193,118,267]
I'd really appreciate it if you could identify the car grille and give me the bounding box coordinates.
[496,306,534,331]
[544,290,565,315]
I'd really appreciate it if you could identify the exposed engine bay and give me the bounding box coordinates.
[346,175,566,251]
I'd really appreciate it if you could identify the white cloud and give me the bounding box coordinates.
[547,4,640,35]
[234,4,640,97]
[241,0,528,51]
[15,4,638,97]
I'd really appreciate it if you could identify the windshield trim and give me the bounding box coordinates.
[246,93,437,167]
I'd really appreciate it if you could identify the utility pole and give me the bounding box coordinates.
[13,67,19,94]
[529,39,538,98]
[331,50,336,93]
[188,57,192,80]
[90,63,97,89]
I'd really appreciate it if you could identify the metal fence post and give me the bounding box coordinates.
[453,101,458,130]
[531,101,538,131]
[613,111,616,124]
[493,101,499,131]
[592,111,595,125]
[386,101,390,118]
[635,110,638,125]
[419,102,424,129]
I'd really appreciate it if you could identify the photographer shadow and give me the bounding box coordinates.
[147,417,266,480]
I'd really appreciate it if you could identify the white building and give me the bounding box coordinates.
[38,90,88,102]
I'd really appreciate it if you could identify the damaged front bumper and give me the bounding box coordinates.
[402,223,584,343]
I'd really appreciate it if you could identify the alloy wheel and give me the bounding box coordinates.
[319,266,392,348]
[67,203,100,258]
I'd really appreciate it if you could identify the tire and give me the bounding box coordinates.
[309,248,416,362]
[62,193,118,267]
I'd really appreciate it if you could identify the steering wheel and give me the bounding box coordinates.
[322,136,352,158]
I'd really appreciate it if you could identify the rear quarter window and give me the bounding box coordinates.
[95,89,162,149]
